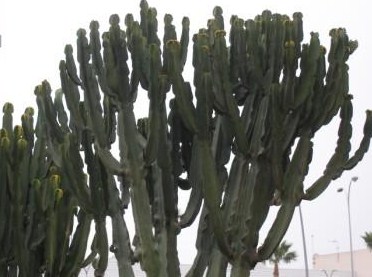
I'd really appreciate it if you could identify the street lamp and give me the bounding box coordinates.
[298,205,309,277]
[322,269,337,277]
[337,176,358,277]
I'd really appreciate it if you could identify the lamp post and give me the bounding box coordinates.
[329,240,340,262]
[337,176,358,277]
[298,205,309,277]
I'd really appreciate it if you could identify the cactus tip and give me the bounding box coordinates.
[3,102,14,113]
[164,13,173,24]
[90,20,100,30]
[77,28,87,37]
[109,14,120,26]
[213,6,223,16]
[182,17,190,27]
[293,12,303,19]
[64,44,73,54]
[125,14,134,26]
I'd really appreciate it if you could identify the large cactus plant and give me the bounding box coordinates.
[0,103,95,277]
[4,1,371,277]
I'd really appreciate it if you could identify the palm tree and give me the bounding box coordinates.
[268,240,298,277]
[362,232,372,251]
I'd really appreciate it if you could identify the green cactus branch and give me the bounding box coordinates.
[1,2,371,277]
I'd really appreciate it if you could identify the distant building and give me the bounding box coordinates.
[79,259,351,276]
[313,248,372,277]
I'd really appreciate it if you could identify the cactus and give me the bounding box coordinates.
[2,1,371,277]
[0,103,96,277]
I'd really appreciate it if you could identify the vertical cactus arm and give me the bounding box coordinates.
[139,84,181,276]
[147,8,161,47]
[268,85,285,191]
[11,137,30,276]
[45,180,63,275]
[60,134,93,213]
[256,202,296,261]
[118,109,160,277]
[239,93,258,147]
[14,133,31,208]
[343,110,372,169]
[225,159,255,260]
[2,103,14,142]
[194,44,214,137]
[270,14,286,83]
[219,156,248,262]
[34,81,65,144]
[213,6,224,30]
[59,60,84,130]
[167,40,198,133]
[25,179,43,243]
[293,32,321,109]
[93,219,109,277]
[89,21,104,77]
[163,14,177,51]
[205,247,229,277]
[21,107,35,150]
[156,103,182,277]
[101,163,134,277]
[179,140,203,228]
[54,193,78,275]
[24,179,46,275]
[257,135,312,261]
[75,28,107,148]
[0,132,11,257]
[212,31,249,155]
[230,16,251,88]
[179,69,216,227]
[81,235,98,269]
[135,22,152,90]
[89,22,116,104]
[248,96,269,157]
[81,128,107,219]
[139,0,149,38]
[302,46,327,131]
[322,97,353,176]
[103,15,132,105]
[147,164,169,276]
[316,30,357,128]
[102,97,118,146]
[111,213,135,277]
[304,109,372,200]
[282,39,298,111]
[127,27,143,102]
[242,161,275,254]
[180,17,190,70]
[144,44,162,164]
[64,44,82,86]
[60,210,92,277]
[30,114,50,181]
[54,89,70,133]
[282,134,313,202]
[198,139,232,258]
[185,207,214,277]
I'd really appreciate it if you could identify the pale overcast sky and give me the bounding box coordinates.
[0,0,371,271]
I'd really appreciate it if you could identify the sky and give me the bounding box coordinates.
[1,0,371,271]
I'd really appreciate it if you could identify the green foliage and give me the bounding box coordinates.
[268,240,297,277]
[1,1,371,277]
[269,240,297,264]
[0,103,92,277]
[362,232,372,251]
